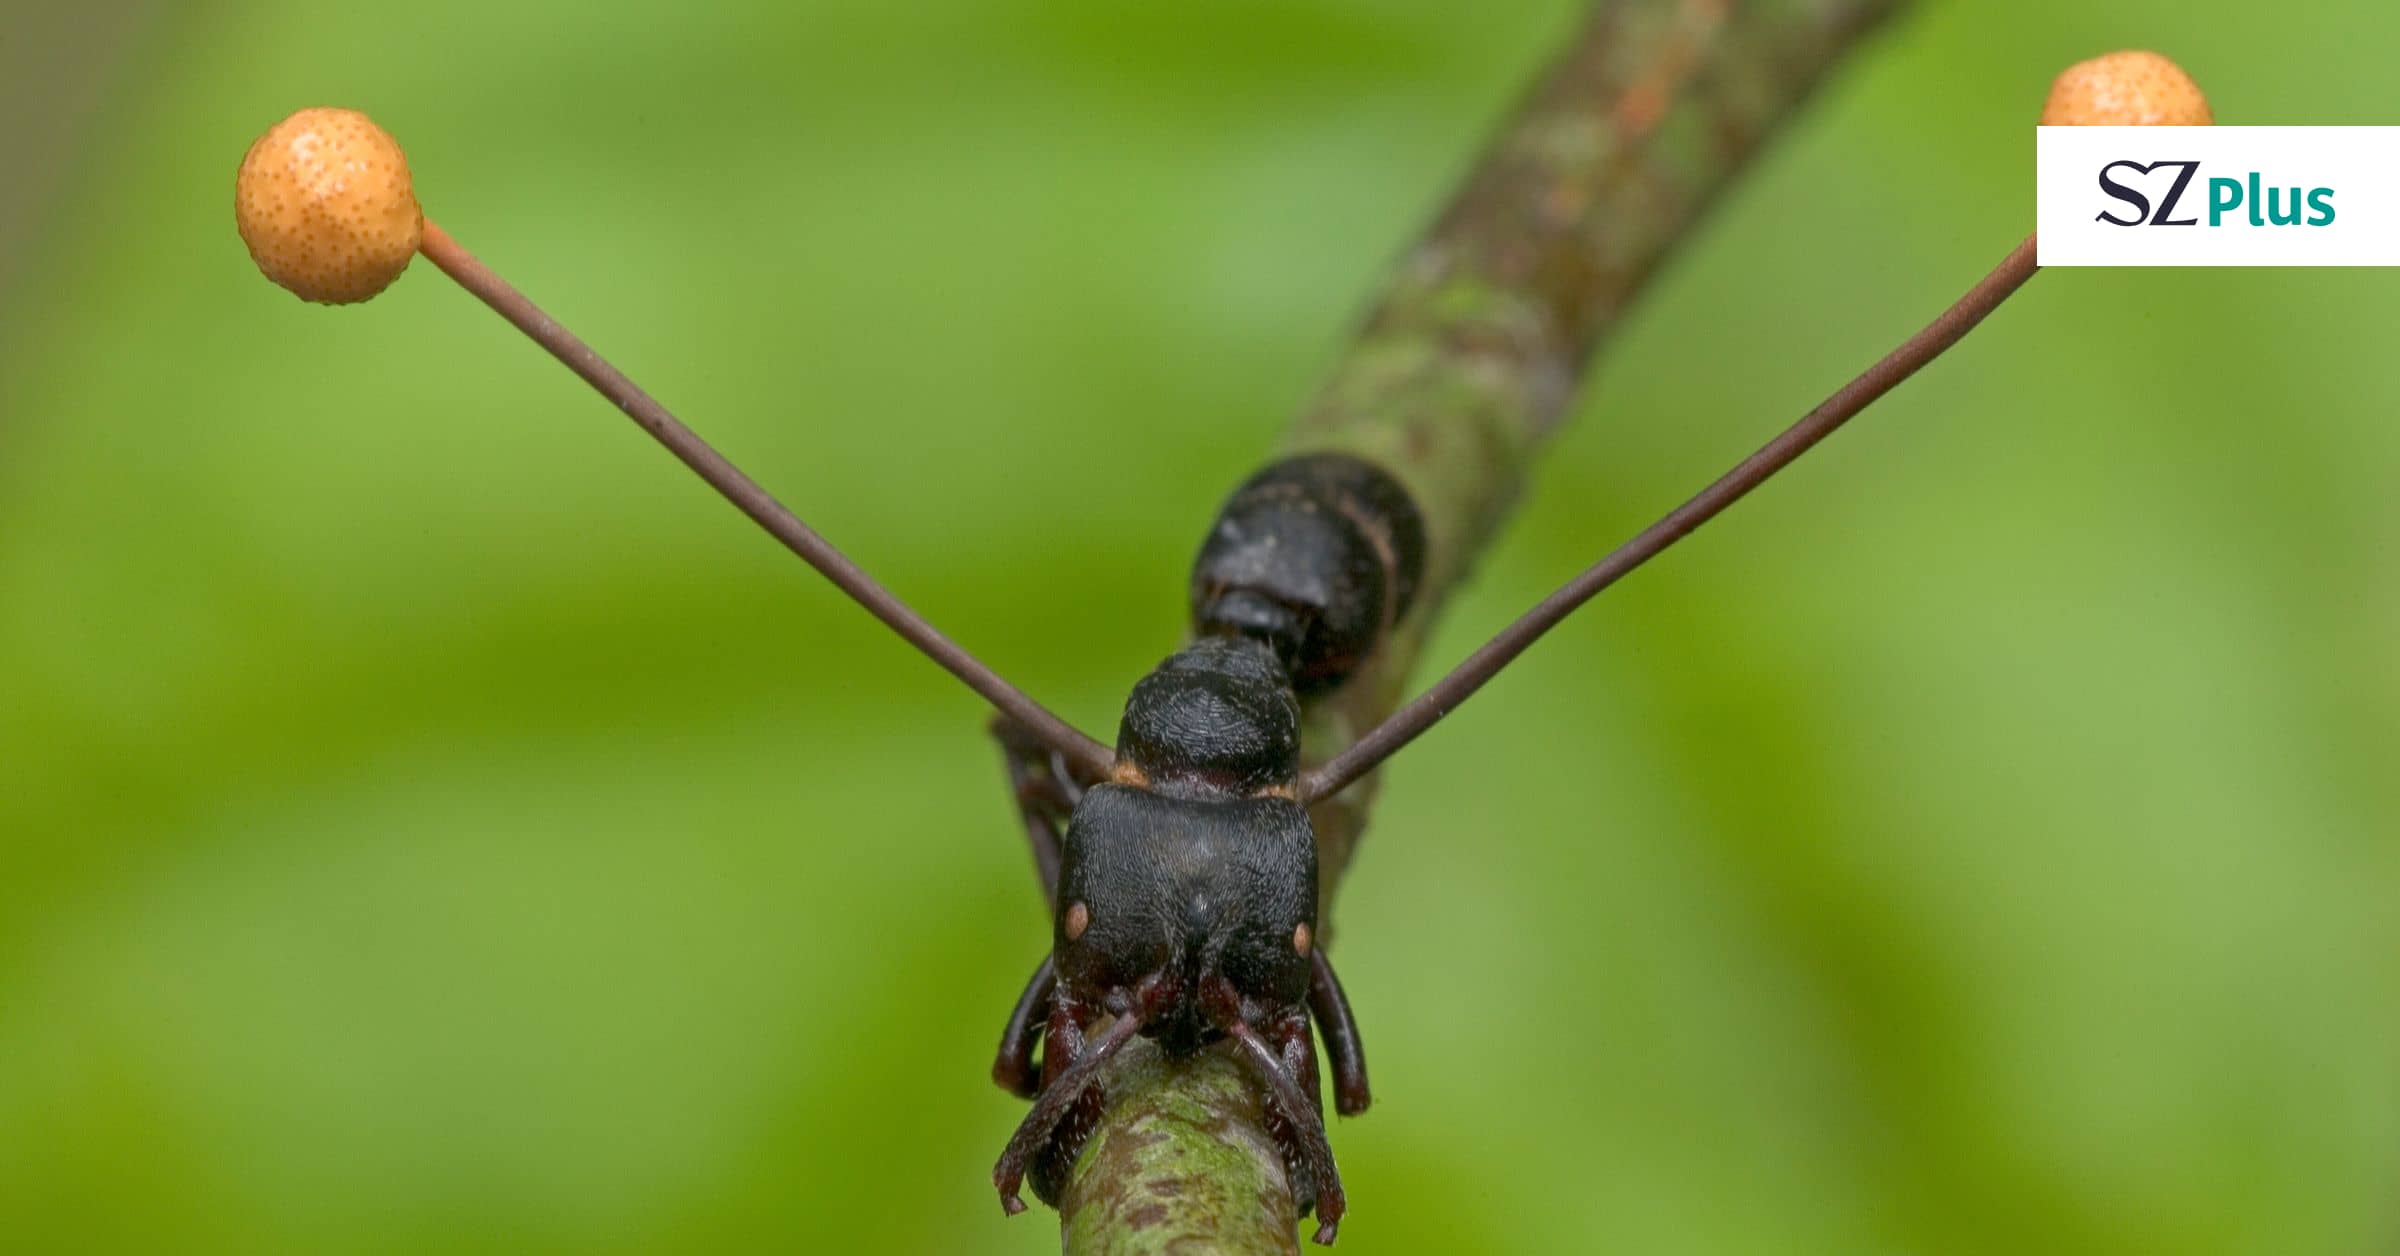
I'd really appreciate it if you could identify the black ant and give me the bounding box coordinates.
[985,453,1422,1242]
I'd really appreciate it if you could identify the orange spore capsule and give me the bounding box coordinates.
[2041,50,2213,127]
[235,107,423,304]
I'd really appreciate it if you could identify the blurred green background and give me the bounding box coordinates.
[4,1,2396,1252]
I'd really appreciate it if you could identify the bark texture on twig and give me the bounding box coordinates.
[1058,1,1905,1249]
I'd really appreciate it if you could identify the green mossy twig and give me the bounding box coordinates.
[1058,1,1904,1249]
[1060,1048,1295,1254]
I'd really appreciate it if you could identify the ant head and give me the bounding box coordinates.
[1055,785,1318,1049]
[1113,637,1299,797]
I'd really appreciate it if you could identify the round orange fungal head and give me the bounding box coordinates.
[2041,51,2212,126]
[236,107,423,304]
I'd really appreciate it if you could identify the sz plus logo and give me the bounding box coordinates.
[2093,160,2334,228]
[2037,127,2400,265]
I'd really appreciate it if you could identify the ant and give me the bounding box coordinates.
[984,453,1422,1241]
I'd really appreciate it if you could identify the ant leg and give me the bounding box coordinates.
[991,715,1086,907]
[1047,746,1089,807]
[1026,989,1109,1206]
[1308,950,1371,1115]
[1228,1015,1347,1245]
[1255,1006,1326,1221]
[996,995,1142,1217]
[991,955,1057,1099]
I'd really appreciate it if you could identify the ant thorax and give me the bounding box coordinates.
[1109,636,1301,798]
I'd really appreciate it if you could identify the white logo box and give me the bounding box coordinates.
[2036,126,2400,266]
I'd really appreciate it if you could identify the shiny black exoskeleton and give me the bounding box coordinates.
[989,453,1425,1245]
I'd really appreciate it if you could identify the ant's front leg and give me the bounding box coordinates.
[1309,949,1371,1115]
[1212,1002,1345,1244]
[995,974,1169,1217]
[988,716,1077,1097]
[1025,988,1110,1207]
[1254,1005,1333,1225]
[991,955,1056,1099]
[990,714,1093,907]
[987,720,1111,1193]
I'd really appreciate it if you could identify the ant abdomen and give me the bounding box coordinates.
[1189,452,1428,695]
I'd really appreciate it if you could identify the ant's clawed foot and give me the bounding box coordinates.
[993,1161,1032,1218]
[1305,1174,1347,1246]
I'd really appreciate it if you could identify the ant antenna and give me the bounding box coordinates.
[233,109,1115,780]
[1300,236,2041,803]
